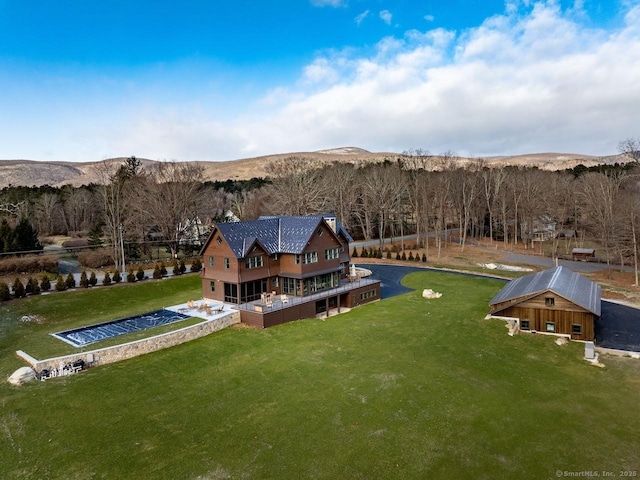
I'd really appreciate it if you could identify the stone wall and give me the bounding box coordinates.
[17,311,240,374]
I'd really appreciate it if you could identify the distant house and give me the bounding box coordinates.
[572,248,595,261]
[199,214,381,328]
[488,266,601,341]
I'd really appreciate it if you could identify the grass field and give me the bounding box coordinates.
[1,271,639,479]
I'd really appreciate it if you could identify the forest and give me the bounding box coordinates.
[0,148,639,276]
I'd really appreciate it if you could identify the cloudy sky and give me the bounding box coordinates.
[1,0,639,162]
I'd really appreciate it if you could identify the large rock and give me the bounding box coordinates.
[422,289,442,299]
[8,367,37,385]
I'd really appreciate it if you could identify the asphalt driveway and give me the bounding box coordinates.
[362,263,640,353]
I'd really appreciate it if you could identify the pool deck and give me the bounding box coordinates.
[165,300,231,320]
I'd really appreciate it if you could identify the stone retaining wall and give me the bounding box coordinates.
[17,311,240,374]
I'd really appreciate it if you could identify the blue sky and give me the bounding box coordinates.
[0,0,638,161]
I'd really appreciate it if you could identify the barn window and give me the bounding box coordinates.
[545,297,555,307]
[224,258,230,269]
[572,324,582,335]
[521,320,530,330]
[545,322,556,333]
[210,281,215,292]
[209,256,214,267]
[216,236,222,244]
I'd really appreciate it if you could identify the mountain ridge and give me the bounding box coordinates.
[0,149,626,188]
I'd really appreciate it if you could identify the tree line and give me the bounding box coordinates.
[1,142,639,282]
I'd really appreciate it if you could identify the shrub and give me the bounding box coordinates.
[376,249,383,259]
[77,248,113,269]
[401,252,407,261]
[79,271,89,288]
[0,253,58,275]
[422,253,427,262]
[153,265,162,280]
[12,278,26,298]
[61,238,89,249]
[103,272,112,286]
[89,271,98,287]
[136,266,145,281]
[395,252,401,260]
[127,269,136,283]
[387,250,392,259]
[40,274,51,292]
[0,281,10,301]
[415,252,421,262]
[171,261,181,276]
[65,272,76,289]
[352,247,358,258]
[55,275,66,292]
[179,259,186,274]
[190,258,202,273]
[408,252,414,261]
[113,270,122,283]
[26,277,40,295]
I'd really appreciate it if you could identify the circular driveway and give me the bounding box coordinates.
[362,263,640,353]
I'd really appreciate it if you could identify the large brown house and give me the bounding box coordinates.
[488,266,601,341]
[199,214,381,328]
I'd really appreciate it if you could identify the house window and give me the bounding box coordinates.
[295,252,318,264]
[545,322,556,333]
[360,290,377,300]
[245,256,264,269]
[272,277,279,289]
[521,320,530,330]
[325,247,340,260]
[545,297,555,307]
[210,281,215,292]
[216,236,222,244]
[572,324,582,335]
[317,228,323,236]
[224,258,230,269]
[282,277,296,295]
[209,256,214,267]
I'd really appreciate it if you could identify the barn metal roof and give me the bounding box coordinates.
[213,215,349,258]
[489,266,601,316]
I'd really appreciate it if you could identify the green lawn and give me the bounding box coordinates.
[1,271,639,479]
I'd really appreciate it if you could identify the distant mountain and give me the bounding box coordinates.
[0,149,626,188]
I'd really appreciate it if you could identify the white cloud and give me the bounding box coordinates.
[424,14,435,22]
[355,10,369,25]
[379,10,393,25]
[237,1,640,157]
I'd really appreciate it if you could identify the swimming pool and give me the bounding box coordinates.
[52,309,191,347]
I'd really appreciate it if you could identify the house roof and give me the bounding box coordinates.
[489,266,601,316]
[210,215,350,258]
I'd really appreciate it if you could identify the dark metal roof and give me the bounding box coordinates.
[489,266,601,316]
[215,215,348,258]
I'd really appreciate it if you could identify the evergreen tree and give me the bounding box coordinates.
[89,271,98,287]
[401,252,407,261]
[87,223,104,249]
[0,281,10,301]
[179,259,186,274]
[352,247,359,258]
[65,272,76,289]
[387,250,392,259]
[190,258,202,272]
[136,265,145,281]
[127,269,136,283]
[40,274,51,292]
[112,270,122,283]
[159,261,167,277]
[153,265,162,279]
[408,251,414,261]
[103,272,112,286]
[55,275,66,292]
[12,278,25,298]
[171,260,181,276]
[0,219,13,253]
[79,271,89,288]
[25,276,40,295]
[422,253,427,262]
[395,252,401,260]
[13,218,42,252]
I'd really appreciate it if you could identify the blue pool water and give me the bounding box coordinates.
[52,309,190,347]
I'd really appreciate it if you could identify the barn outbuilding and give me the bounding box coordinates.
[488,266,601,341]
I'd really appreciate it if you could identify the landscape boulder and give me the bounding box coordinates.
[422,289,442,299]
[8,366,37,385]
[555,337,569,346]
